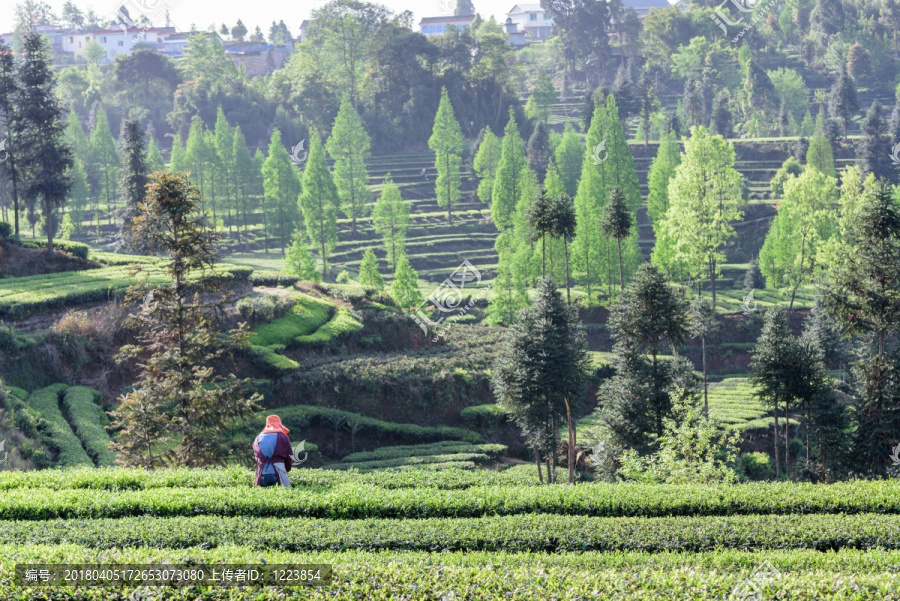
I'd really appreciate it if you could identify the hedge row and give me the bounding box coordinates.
[1,545,897,600]
[329,452,492,471]
[20,239,90,259]
[340,442,506,463]
[249,293,334,347]
[295,307,363,344]
[9,479,900,520]
[61,386,114,467]
[249,270,301,287]
[4,513,900,553]
[0,465,534,491]
[25,385,92,467]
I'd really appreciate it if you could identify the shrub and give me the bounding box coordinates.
[20,239,89,260]
[25,384,93,467]
[336,270,351,284]
[741,452,773,481]
[62,386,114,467]
[248,271,301,287]
[460,404,509,429]
[0,221,11,241]
[244,345,299,373]
[236,293,297,327]
[249,293,334,347]
[295,308,363,344]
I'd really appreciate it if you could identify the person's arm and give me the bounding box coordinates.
[276,433,293,471]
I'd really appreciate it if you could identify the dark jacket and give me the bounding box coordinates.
[253,431,293,486]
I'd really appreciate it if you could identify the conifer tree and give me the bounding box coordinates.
[169,133,185,172]
[232,127,254,246]
[492,109,526,230]
[828,65,859,139]
[858,101,895,182]
[358,248,384,290]
[806,110,836,176]
[525,71,557,125]
[261,128,302,255]
[473,126,501,204]
[637,69,658,146]
[299,131,340,280]
[213,107,236,234]
[146,137,165,172]
[371,173,410,267]
[602,186,633,291]
[553,123,584,198]
[428,87,463,225]
[285,231,321,282]
[0,39,21,235]
[184,118,209,210]
[116,119,149,253]
[550,191,577,303]
[492,277,589,483]
[527,121,551,182]
[646,132,680,224]
[90,107,119,227]
[326,97,372,234]
[487,232,529,326]
[769,156,802,198]
[390,252,423,311]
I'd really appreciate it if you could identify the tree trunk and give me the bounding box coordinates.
[321,239,328,282]
[44,200,54,253]
[702,336,708,417]
[564,239,570,305]
[616,238,624,291]
[784,403,790,479]
[773,402,781,478]
[565,398,575,485]
[710,257,717,307]
[533,443,543,483]
[8,153,19,236]
[541,234,546,278]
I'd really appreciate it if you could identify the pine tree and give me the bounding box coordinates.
[455,0,476,15]
[169,133,185,172]
[299,131,339,280]
[473,126,501,204]
[602,186,633,291]
[646,132,680,224]
[146,137,165,172]
[390,252,423,311]
[846,42,873,84]
[549,182,576,303]
[492,277,589,483]
[231,19,248,41]
[14,32,73,249]
[428,87,463,225]
[326,97,372,234]
[0,39,21,236]
[90,107,119,228]
[184,118,209,210]
[492,109,526,231]
[751,307,803,478]
[358,248,384,290]
[371,173,410,267]
[828,65,859,139]
[688,297,720,416]
[526,121,551,182]
[232,127,254,246]
[487,233,529,326]
[806,110,836,176]
[711,90,733,138]
[604,95,641,211]
[67,158,90,233]
[744,257,764,290]
[601,263,689,451]
[213,107,236,235]
[858,101,896,182]
[525,71,558,125]
[285,231,321,282]
[664,126,743,306]
[637,69,658,146]
[261,129,302,255]
[554,123,584,198]
[116,119,149,253]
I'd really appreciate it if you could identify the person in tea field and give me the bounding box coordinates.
[253,415,294,487]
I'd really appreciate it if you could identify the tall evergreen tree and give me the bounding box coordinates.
[487,232,530,326]
[554,123,584,198]
[492,109,526,230]
[492,277,589,483]
[637,69,658,146]
[0,40,21,235]
[326,97,372,234]
[550,192,577,304]
[711,90,733,138]
[473,126,501,204]
[184,118,209,212]
[601,186,633,291]
[828,66,859,139]
[285,231,321,283]
[116,119,149,253]
[169,133,185,172]
[390,252,423,311]
[371,173,410,267]
[261,128,302,255]
[858,101,896,183]
[428,87,463,225]
[90,107,119,228]
[146,137,165,173]
[601,264,689,452]
[526,121,551,182]
[14,32,73,250]
[806,110,836,176]
[299,131,340,280]
[66,158,90,233]
[358,248,385,290]
[213,107,236,235]
[232,127,255,246]
[646,132,680,224]
[525,71,558,125]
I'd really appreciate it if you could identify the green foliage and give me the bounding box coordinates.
[371,174,409,267]
[261,128,302,253]
[285,231,322,283]
[62,386,114,467]
[492,109,526,230]
[299,130,340,278]
[646,132,681,224]
[524,71,557,125]
[295,307,363,344]
[767,68,809,121]
[473,126,501,204]
[553,123,584,199]
[428,88,464,224]
[828,65,859,137]
[248,271,301,288]
[358,249,385,291]
[326,97,372,232]
[249,293,335,347]
[769,156,802,198]
[806,117,836,177]
[26,384,93,467]
[390,253,423,311]
[460,404,509,429]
